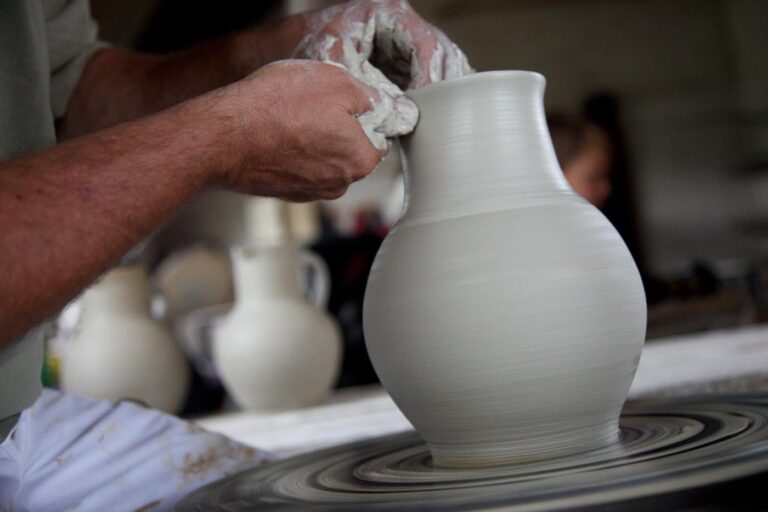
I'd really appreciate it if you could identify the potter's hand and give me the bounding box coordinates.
[296,0,473,88]
[293,0,473,149]
[211,60,385,202]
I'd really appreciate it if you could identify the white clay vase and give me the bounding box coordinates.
[62,266,190,413]
[363,71,647,468]
[212,246,342,410]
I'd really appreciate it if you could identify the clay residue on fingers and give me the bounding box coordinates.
[304,33,418,150]
[294,1,432,149]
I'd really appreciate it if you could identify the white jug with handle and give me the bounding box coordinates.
[364,71,646,467]
[213,199,342,410]
[61,265,190,413]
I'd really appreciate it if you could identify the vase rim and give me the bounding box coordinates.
[406,70,546,101]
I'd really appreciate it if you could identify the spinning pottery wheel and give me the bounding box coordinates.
[180,395,768,511]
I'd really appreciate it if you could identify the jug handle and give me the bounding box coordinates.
[298,251,331,309]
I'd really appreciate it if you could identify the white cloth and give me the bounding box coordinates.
[0,389,274,511]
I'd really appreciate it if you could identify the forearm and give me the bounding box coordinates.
[0,96,228,346]
[59,14,306,139]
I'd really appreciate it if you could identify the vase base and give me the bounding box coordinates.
[426,420,620,468]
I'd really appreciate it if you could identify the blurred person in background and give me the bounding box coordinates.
[0,0,470,509]
[548,113,613,209]
[547,112,726,310]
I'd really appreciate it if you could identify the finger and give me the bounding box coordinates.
[344,74,383,116]
[357,17,376,59]
[389,96,419,136]
[436,30,474,81]
[409,33,442,89]
[407,24,474,89]
[358,142,388,176]
[353,86,417,149]
[297,30,346,62]
[325,36,345,62]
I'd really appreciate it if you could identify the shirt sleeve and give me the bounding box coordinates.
[43,0,109,119]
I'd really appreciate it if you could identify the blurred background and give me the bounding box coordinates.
[51,0,768,417]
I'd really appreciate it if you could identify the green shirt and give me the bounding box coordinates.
[0,0,103,436]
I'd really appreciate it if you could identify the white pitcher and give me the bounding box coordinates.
[363,71,647,467]
[61,266,190,413]
[213,243,341,411]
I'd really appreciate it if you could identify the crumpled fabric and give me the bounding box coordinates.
[293,0,474,150]
[0,389,274,511]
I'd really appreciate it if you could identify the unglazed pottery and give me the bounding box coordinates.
[286,202,322,246]
[363,71,647,467]
[62,266,190,412]
[153,246,233,319]
[213,201,341,410]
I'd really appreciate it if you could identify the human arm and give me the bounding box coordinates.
[57,15,308,139]
[294,0,472,90]
[59,0,471,142]
[0,61,383,347]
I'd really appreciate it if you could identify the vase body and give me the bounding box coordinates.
[363,71,647,467]
[62,266,190,413]
[213,246,342,410]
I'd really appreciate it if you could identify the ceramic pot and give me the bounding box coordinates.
[153,246,234,320]
[62,266,190,413]
[363,71,647,468]
[213,246,342,410]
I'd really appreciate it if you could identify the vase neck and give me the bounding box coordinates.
[399,72,575,225]
[232,246,303,304]
[83,266,151,317]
